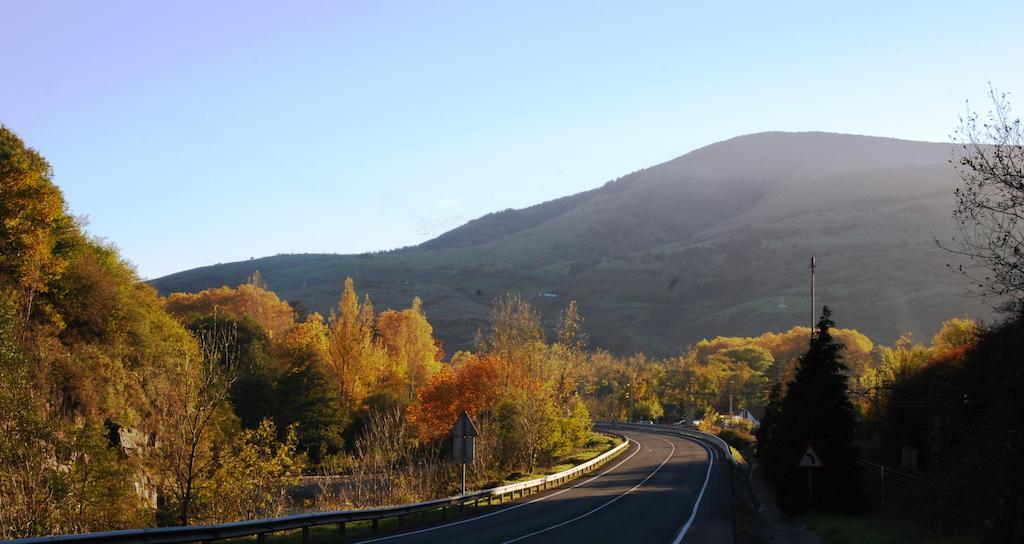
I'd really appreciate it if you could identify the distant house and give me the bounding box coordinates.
[738,406,764,429]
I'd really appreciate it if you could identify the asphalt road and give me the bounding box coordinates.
[354,425,734,543]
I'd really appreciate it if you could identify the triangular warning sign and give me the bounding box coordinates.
[798,445,823,468]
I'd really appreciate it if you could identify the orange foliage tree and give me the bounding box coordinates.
[407,353,507,441]
[165,273,296,340]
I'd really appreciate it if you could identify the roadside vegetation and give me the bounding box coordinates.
[0,127,596,538]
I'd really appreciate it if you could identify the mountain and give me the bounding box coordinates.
[151,132,992,356]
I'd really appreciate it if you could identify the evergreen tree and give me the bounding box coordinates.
[186,315,276,430]
[275,348,346,463]
[766,307,864,512]
[755,382,783,478]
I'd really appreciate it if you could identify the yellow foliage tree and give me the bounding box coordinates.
[0,126,74,322]
[207,420,304,523]
[479,293,548,385]
[277,312,329,366]
[930,317,979,356]
[376,297,441,401]
[326,278,385,414]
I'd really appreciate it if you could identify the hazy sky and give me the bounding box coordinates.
[4,1,1023,278]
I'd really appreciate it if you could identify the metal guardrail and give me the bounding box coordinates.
[858,458,927,484]
[597,421,738,466]
[11,433,629,544]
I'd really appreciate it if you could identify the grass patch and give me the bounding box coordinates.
[805,512,979,544]
[500,432,622,484]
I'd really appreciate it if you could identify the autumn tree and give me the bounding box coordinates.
[862,333,931,392]
[61,425,148,531]
[492,385,561,472]
[206,420,304,522]
[706,345,773,412]
[0,294,61,538]
[478,293,546,383]
[278,312,330,364]
[376,297,442,401]
[165,275,296,340]
[349,407,446,506]
[326,277,385,415]
[148,323,238,526]
[407,353,505,441]
[550,301,588,404]
[0,125,74,322]
[930,317,979,356]
[662,354,727,418]
[580,350,626,419]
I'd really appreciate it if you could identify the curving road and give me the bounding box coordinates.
[354,425,734,543]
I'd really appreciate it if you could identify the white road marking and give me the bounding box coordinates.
[498,436,678,544]
[357,438,643,543]
[670,437,714,544]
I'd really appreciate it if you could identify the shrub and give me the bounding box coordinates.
[718,428,755,450]
[697,406,721,433]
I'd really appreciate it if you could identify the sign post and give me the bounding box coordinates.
[798,444,823,512]
[452,411,479,495]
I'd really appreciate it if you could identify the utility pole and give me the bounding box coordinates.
[622,383,630,422]
[810,257,816,336]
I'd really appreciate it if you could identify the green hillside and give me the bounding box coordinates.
[152,131,991,356]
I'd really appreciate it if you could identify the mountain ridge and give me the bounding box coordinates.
[152,131,991,356]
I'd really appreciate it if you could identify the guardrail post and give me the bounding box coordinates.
[372,518,379,533]
[302,526,310,543]
[338,521,346,539]
[398,514,405,529]
[258,533,266,544]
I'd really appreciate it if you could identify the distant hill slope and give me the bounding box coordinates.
[152,132,991,356]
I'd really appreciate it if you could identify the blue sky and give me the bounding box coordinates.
[3,1,1023,278]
